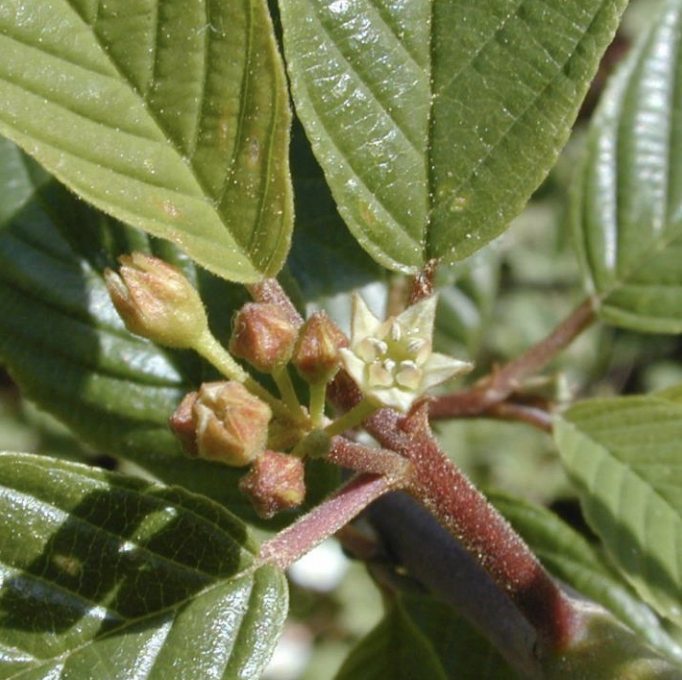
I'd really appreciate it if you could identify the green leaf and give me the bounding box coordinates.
[287,121,385,300]
[555,384,682,627]
[398,594,521,680]
[490,490,682,662]
[571,0,682,332]
[0,452,288,679]
[0,140,258,513]
[334,598,448,680]
[0,0,292,283]
[336,594,520,680]
[279,0,627,272]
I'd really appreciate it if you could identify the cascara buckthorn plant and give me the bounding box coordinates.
[4,1,682,678]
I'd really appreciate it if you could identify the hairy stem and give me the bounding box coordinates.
[457,401,554,433]
[368,404,579,650]
[195,329,249,382]
[328,436,410,478]
[366,493,541,678]
[259,473,398,569]
[430,297,596,419]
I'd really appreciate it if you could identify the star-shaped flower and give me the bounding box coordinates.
[340,294,473,412]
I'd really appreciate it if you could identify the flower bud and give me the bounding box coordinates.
[104,252,208,348]
[193,381,272,467]
[228,303,298,373]
[239,451,306,519]
[292,312,349,384]
[169,391,199,457]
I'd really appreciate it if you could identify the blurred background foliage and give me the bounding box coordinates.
[1,0,678,677]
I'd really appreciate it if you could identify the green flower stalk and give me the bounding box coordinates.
[340,294,473,412]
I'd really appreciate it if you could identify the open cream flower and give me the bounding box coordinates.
[340,294,473,412]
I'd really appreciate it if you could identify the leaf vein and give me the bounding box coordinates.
[445,2,603,202]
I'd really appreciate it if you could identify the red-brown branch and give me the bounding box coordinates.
[366,403,579,650]
[430,298,596,420]
[327,436,410,478]
[259,473,397,569]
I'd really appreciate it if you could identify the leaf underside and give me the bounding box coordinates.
[0,453,288,680]
[279,0,628,273]
[0,0,292,283]
[572,0,682,332]
[555,384,682,629]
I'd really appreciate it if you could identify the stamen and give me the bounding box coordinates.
[368,363,394,387]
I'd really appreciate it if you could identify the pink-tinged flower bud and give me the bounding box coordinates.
[239,451,306,519]
[193,381,272,467]
[292,312,349,384]
[168,391,199,457]
[229,303,298,373]
[104,252,208,349]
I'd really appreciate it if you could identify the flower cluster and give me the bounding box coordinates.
[105,252,473,517]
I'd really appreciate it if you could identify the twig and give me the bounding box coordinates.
[437,400,554,433]
[366,493,541,679]
[366,403,579,650]
[328,436,410,477]
[430,297,596,419]
[259,473,398,569]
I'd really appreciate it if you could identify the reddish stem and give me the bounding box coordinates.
[430,297,596,419]
[259,473,396,569]
[444,401,554,433]
[328,436,409,478]
[408,259,439,305]
[367,404,579,650]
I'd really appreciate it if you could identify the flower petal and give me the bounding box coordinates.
[339,347,367,387]
[350,293,382,345]
[369,386,415,412]
[395,295,437,338]
[421,352,473,391]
